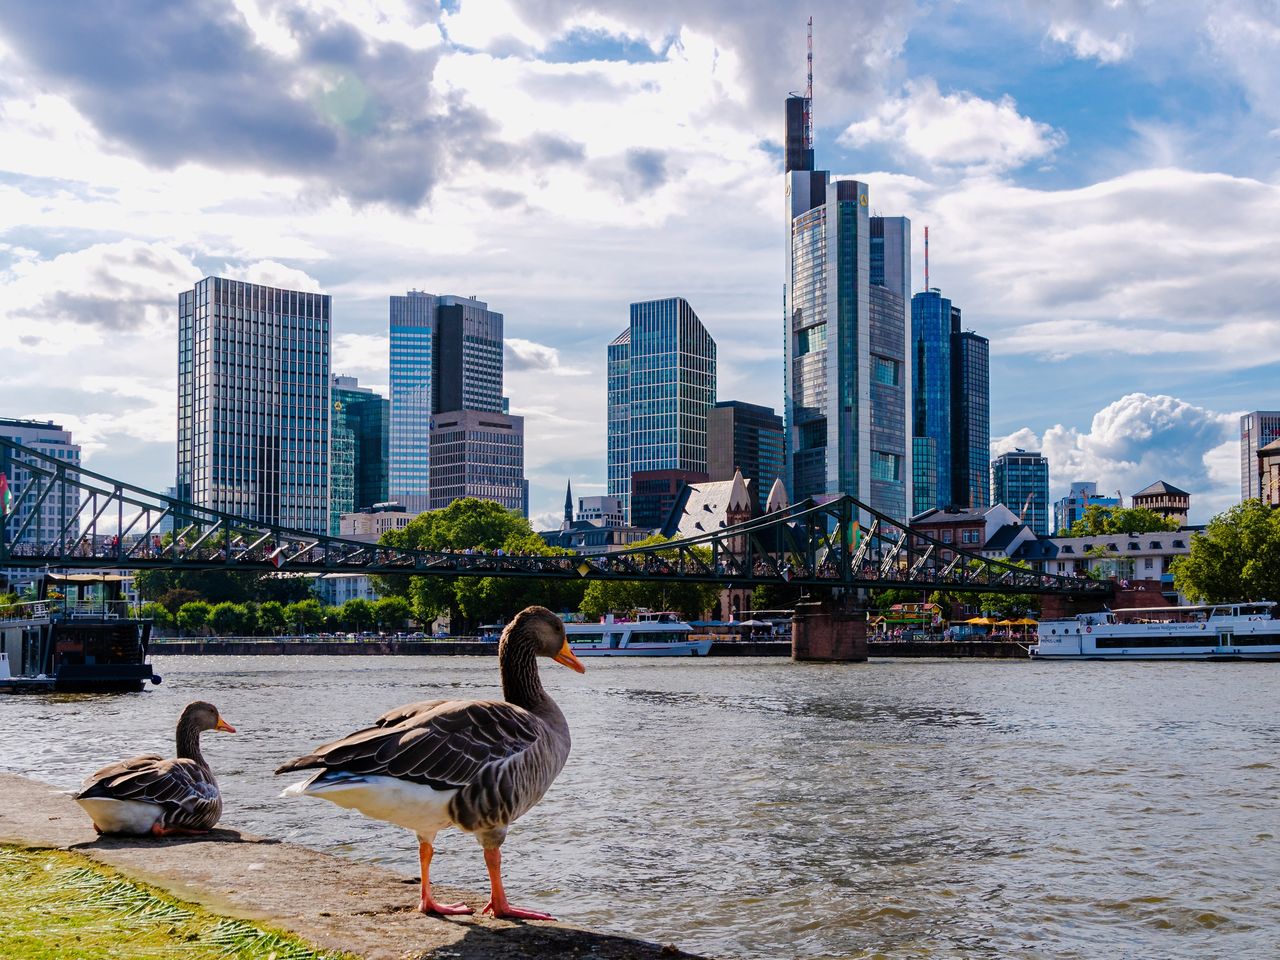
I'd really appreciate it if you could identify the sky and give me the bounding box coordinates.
[0,0,1277,531]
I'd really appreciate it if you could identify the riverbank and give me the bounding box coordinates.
[0,773,699,960]
[151,638,1028,658]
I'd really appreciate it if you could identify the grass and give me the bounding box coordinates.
[0,845,356,960]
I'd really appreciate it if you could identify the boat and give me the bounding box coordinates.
[1032,601,1280,660]
[564,612,713,657]
[0,574,163,693]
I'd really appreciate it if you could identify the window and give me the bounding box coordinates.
[871,451,901,482]
[1145,558,1154,569]
[873,356,899,386]
[942,530,953,544]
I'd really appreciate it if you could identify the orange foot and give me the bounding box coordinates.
[482,899,556,921]
[150,822,209,838]
[419,898,474,916]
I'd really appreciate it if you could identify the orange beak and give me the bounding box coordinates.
[214,716,237,733]
[552,640,586,674]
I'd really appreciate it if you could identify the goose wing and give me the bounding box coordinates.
[75,755,220,822]
[275,698,543,792]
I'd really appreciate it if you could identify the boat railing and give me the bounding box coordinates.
[0,599,52,623]
[0,598,133,623]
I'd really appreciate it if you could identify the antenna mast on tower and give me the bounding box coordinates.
[804,16,813,149]
[924,225,930,291]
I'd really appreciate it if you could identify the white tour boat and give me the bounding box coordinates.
[564,613,713,657]
[1033,601,1280,660]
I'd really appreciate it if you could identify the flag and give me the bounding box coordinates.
[0,471,10,516]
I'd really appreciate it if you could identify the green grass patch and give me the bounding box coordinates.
[0,845,355,959]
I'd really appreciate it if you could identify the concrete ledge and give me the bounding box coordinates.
[0,773,699,960]
[868,640,1030,658]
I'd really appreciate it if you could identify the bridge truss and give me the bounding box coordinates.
[0,439,1110,597]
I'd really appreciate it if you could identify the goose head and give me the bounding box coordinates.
[181,700,237,734]
[507,606,585,674]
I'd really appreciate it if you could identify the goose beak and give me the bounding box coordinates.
[552,640,586,674]
[215,717,237,733]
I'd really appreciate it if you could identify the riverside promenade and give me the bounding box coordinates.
[0,773,698,960]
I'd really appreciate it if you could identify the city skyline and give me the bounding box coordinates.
[0,3,1274,528]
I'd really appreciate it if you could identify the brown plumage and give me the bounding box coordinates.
[75,701,236,836]
[276,605,586,919]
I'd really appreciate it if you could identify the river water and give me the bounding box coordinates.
[3,655,1277,959]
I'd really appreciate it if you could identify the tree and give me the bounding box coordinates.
[156,588,202,615]
[1172,499,1280,602]
[339,598,376,633]
[374,595,411,632]
[285,598,325,634]
[138,601,173,630]
[209,601,251,636]
[372,498,586,631]
[578,534,721,620]
[175,601,212,637]
[257,600,288,636]
[1065,504,1178,537]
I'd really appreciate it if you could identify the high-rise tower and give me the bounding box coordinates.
[783,38,912,520]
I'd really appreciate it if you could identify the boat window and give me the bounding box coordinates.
[572,633,604,644]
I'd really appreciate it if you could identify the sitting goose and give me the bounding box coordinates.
[75,700,236,836]
[276,605,585,920]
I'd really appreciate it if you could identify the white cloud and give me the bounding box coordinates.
[992,393,1238,521]
[228,260,324,293]
[840,78,1064,171]
[1047,21,1133,63]
[505,338,589,376]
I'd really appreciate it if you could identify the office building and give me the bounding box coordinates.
[784,84,912,520]
[1053,481,1120,534]
[577,495,627,527]
[911,289,990,514]
[1258,441,1280,507]
[1240,411,1280,501]
[339,502,413,541]
[630,468,709,531]
[429,409,528,516]
[329,375,389,535]
[390,292,525,516]
[1131,480,1190,526]
[991,449,1050,537]
[177,276,330,532]
[708,401,785,514]
[0,418,81,546]
[606,297,717,522]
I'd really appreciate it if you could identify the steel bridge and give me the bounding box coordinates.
[0,439,1111,597]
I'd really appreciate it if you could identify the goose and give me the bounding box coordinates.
[75,700,236,836]
[276,605,585,920]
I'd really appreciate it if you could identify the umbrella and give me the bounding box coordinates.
[993,619,1016,626]
[1013,617,1039,625]
[965,616,995,625]
[738,619,770,627]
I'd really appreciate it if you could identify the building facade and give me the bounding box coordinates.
[707,401,785,514]
[606,297,716,522]
[389,292,525,516]
[991,449,1050,537]
[178,277,330,533]
[630,468,709,531]
[1052,481,1120,534]
[339,503,414,542]
[784,93,913,520]
[388,291,436,514]
[429,409,528,516]
[329,375,389,535]
[1240,411,1280,501]
[0,418,81,547]
[1131,480,1190,526]
[950,322,990,510]
[576,495,627,527]
[1258,440,1280,507]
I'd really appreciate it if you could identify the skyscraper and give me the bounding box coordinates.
[177,276,330,533]
[389,292,525,516]
[784,180,912,518]
[0,418,81,545]
[992,449,1050,537]
[388,291,435,514]
[911,289,990,514]
[1240,411,1280,501]
[329,375,389,535]
[606,297,717,523]
[708,401,785,514]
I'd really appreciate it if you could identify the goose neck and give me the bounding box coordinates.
[176,718,208,769]
[499,633,548,712]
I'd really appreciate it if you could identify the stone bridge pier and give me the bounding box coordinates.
[791,596,868,662]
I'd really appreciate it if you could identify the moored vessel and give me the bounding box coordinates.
[565,612,712,657]
[1033,601,1280,660]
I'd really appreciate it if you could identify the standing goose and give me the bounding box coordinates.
[75,700,236,836]
[276,605,585,920]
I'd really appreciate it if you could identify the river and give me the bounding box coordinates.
[3,655,1277,959]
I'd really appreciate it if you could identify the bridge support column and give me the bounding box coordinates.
[791,597,867,662]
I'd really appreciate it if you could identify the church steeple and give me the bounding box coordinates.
[562,479,573,530]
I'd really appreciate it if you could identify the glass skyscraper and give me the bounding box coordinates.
[1240,411,1280,501]
[329,375,389,535]
[784,172,912,519]
[389,292,516,515]
[992,449,1050,536]
[606,297,716,522]
[911,289,990,514]
[177,276,330,533]
[0,418,81,546]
